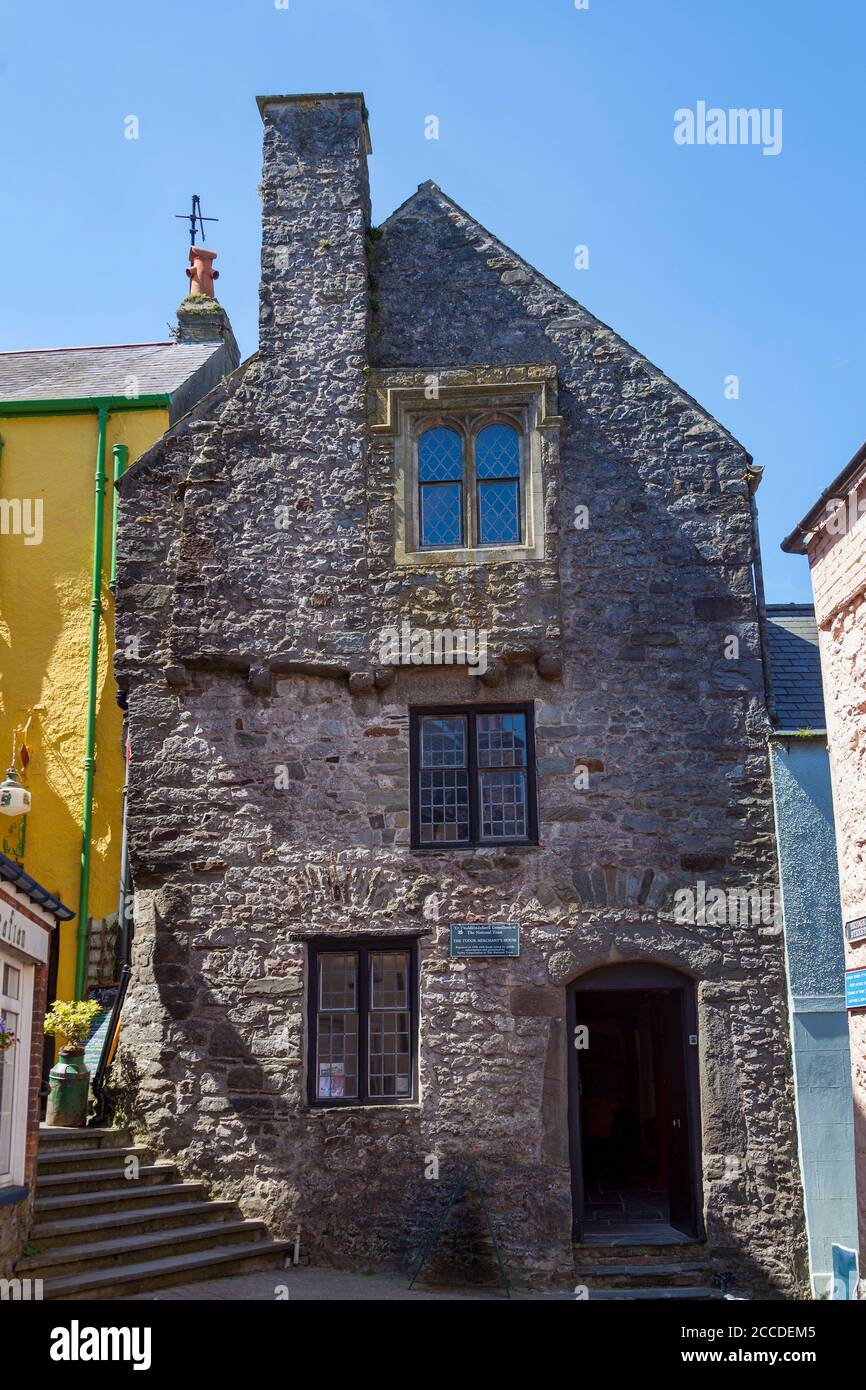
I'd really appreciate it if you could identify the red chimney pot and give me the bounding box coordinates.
[187,246,220,298]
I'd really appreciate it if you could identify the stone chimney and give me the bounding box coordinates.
[176,244,240,367]
[256,92,372,359]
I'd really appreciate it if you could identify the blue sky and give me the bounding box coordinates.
[1,0,862,600]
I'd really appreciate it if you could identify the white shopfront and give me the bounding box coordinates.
[0,888,49,1192]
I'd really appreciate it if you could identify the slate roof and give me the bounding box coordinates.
[766,604,826,732]
[0,342,223,402]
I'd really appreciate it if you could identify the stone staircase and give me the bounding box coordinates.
[574,1242,726,1300]
[16,1125,293,1300]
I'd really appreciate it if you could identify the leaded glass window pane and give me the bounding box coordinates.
[420,481,462,546]
[478,479,520,544]
[477,713,528,840]
[369,952,411,1098]
[476,424,520,479]
[419,716,470,843]
[479,769,527,840]
[421,716,466,768]
[419,427,464,547]
[419,428,464,481]
[476,423,520,545]
[476,713,527,769]
[317,953,358,1099]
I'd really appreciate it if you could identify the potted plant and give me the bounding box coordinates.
[43,999,103,1128]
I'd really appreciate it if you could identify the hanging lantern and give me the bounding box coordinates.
[0,766,30,817]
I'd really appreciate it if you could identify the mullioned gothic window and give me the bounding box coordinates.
[417,418,523,550]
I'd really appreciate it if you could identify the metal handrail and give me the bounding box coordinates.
[89,963,131,1126]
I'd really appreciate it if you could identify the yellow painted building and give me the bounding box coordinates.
[0,328,237,1003]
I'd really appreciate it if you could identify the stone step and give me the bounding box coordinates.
[575,1260,711,1289]
[35,1180,208,1219]
[43,1240,294,1300]
[574,1242,707,1266]
[37,1146,152,1175]
[19,1219,268,1279]
[588,1286,721,1301]
[33,1200,237,1250]
[36,1162,178,1196]
[38,1126,132,1152]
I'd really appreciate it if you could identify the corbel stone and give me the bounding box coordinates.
[248,665,273,695]
[373,667,396,690]
[163,663,190,688]
[480,658,506,688]
[536,653,563,681]
[349,671,376,696]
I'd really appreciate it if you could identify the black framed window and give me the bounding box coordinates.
[410,704,538,848]
[308,940,417,1106]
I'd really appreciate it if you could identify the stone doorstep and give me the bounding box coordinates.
[588,1287,721,1301]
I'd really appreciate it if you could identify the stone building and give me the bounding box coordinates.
[783,441,866,1280]
[113,92,807,1294]
[766,604,857,1294]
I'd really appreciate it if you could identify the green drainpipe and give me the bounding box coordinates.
[110,443,128,589]
[74,405,109,999]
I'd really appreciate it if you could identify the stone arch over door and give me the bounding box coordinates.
[566,961,704,1244]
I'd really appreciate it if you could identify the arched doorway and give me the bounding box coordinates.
[567,963,703,1243]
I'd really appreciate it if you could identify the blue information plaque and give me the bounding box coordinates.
[844,968,866,1010]
[449,923,520,958]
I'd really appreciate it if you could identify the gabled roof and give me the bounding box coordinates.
[0,342,225,403]
[781,437,866,554]
[380,181,750,459]
[766,604,826,733]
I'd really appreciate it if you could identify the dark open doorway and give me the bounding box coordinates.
[567,963,703,1244]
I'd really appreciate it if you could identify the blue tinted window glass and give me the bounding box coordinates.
[476,424,519,479]
[421,482,462,546]
[419,428,463,481]
[478,480,520,544]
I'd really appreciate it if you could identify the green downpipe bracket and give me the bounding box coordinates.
[74,405,109,999]
[110,443,128,589]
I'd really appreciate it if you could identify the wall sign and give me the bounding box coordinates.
[0,892,49,964]
[844,916,866,944]
[844,968,866,1011]
[449,923,520,958]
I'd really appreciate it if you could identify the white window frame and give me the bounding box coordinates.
[0,947,34,1189]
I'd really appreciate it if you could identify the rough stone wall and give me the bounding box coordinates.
[113,99,807,1293]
